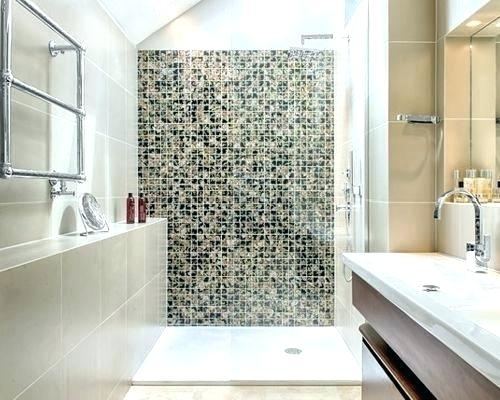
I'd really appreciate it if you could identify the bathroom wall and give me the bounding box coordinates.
[138,49,336,326]
[0,0,138,249]
[367,0,437,252]
[0,220,167,400]
[138,0,337,50]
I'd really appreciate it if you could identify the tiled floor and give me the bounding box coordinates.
[125,386,361,400]
[133,327,360,384]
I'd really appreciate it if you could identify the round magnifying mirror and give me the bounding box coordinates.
[79,193,107,232]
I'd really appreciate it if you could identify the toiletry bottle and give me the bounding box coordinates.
[464,169,477,196]
[494,181,500,203]
[127,193,135,224]
[138,193,147,223]
[453,170,463,202]
[477,169,493,203]
[455,181,467,203]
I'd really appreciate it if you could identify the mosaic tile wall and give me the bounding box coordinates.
[138,50,335,326]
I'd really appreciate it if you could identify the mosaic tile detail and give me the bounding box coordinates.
[138,50,335,326]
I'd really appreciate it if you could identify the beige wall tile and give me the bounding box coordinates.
[388,122,436,202]
[471,37,496,119]
[108,80,128,142]
[389,42,435,121]
[0,202,52,248]
[62,242,102,353]
[443,119,471,190]
[471,119,496,172]
[102,235,128,319]
[99,306,128,400]
[144,274,164,350]
[127,290,146,378]
[127,228,146,298]
[64,330,100,400]
[0,256,62,400]
[108,138,128,198]
[437,38,445,118]
[369,0,389,130]
[86,60,109,136]
[17,362,65,400]
[368,124,389,202]
[437,202,464,258]
[0,102,51,204]
[388,202,435,252]
[368,201,389,251]
[82,131,107,198]
[126,94,139,146]
[145,223,161,282]
[73,0,111,70]
[444,37,471,119]
[107,22,128,88]
[108,197,127,223]
[389,0,435,42]
[127,43,138,96]
[127,143,139,195]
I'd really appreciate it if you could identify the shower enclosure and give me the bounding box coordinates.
[135,1,367,380]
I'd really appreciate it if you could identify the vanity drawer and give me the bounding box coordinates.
[360,323,435,400]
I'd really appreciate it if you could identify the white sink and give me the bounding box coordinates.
[457,306,500,336]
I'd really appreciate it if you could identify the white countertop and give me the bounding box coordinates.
[343,252,500,388]
[0,218,166,273]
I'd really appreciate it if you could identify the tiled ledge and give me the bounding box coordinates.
[0,218,166,273]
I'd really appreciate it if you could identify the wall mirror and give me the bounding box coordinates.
[470,16,500,184]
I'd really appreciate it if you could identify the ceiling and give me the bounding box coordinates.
[99,0,204,44]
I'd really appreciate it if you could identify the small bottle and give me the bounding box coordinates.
[126,193,135,224]
[138,193,147,223]
[493,181,500,203]
[455,181,467,203]
[464,169,477,195]
[477,169,493,203]
[453,170,462,202]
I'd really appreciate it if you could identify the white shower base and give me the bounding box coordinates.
[132,327,361,385]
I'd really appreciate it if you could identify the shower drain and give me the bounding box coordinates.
[285,347,303,355]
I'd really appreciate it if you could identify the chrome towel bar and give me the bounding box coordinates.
[396,114,441,124]
[0,0,86,182]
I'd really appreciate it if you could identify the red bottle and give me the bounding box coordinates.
[138,193,147,223]
[126,193,135,224]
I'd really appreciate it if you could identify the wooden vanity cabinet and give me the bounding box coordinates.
[353,273,500,400]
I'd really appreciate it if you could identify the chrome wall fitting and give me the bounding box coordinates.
[396,114,441,124]
[49,179,76,199]
[48,40,78,57]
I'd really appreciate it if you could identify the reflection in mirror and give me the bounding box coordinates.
[470,17,500,202]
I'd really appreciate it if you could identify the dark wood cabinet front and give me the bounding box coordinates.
[362,342,405,400]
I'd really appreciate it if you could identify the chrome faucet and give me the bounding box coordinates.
[434,189,491,270]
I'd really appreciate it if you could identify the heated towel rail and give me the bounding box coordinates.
[0,0,86,182]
